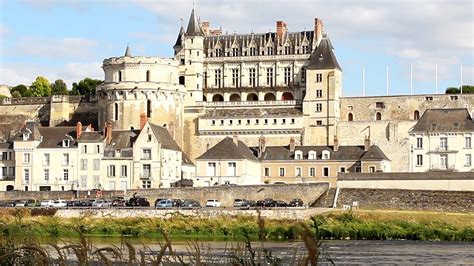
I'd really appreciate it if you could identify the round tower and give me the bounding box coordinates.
[97,45,186,144]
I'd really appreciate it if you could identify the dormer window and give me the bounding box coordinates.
[308,150,316,160]
[322,150,330,160]
[22,133,30,141]
[62,139,70,147]
[294,150,303,160]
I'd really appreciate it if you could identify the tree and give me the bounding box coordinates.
[71,78,102,96]
[0,94,8,100]
[51,79,68,95]
[30,76,52,97]
[445,85,473,94]
[11,91,21,98]
[10,84,29,97]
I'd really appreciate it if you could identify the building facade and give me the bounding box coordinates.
[409,109,473,172]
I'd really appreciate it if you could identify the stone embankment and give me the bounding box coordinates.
[55,207,330,220]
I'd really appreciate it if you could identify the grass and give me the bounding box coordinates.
[0,208,472,241]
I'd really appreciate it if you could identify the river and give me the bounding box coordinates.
[49,237,473,264]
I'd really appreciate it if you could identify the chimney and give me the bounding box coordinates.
[76,122,83,139]
[140,113,147,130]
[201,21,210,36]
[106,123,112,144]
[276,20,287,39]
[289,137,295,152]
[258,136,266,157]
[314,18,323,45]
[334,135,339,152]
[364,136,371,151]
[233,135,239,146]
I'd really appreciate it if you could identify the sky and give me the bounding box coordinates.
[0,0,472,96]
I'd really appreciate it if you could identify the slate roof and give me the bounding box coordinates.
[307,37,341,70]
[124,45,132,57]
[185,8,204,36]
[197,137,258,161]
[202,108,303,118]
[36,127,77,148]
[106,130,139,149]
[182,152,195,166]
[174,26,184,48]
[0,142,13,149]
[410,108,474,133]
[13,121,43,141]
[78,131,104,142]
[149,123,182,151]
[259,145,389,161]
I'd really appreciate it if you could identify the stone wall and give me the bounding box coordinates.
[0,183,330,207]
[337,172,474,191]
[124,183,329,207]
[55,207,326,220]
[336,188,474,212]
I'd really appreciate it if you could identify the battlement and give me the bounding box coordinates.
[0,95,98,106]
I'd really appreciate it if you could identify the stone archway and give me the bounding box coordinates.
[212,94,224,102]
[229,93,241,101]
[264,93,276,101]
[6,185,14,191]
[281,92,294,100]
[247,93,258,101]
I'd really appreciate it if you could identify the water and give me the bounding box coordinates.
[50,237,474,264]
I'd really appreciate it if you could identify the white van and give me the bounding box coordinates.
[205,199,222,208]
[40,200,54,207]
[50,200,67,208]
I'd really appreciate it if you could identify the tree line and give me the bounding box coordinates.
[445,85,474,94]
[6,76,103,98]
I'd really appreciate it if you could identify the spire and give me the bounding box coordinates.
[124,44,132,57]
[173,26,185,48]
[307,36,341,71]
[185,8,204,36]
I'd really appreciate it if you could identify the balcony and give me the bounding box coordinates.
[140,173,151,179]
[195,100,300,108]
[0,175,15,181]
[429,146,457,153]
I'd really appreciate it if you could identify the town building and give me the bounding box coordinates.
[409,109,473,172]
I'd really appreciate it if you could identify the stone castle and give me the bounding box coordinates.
[1,8,473,172]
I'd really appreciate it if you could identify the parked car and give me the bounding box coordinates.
[50,200,67,208]
[15,200,28,207]
[111,198,127,207]
[26,199,41,207]
[274,200,288,207]
[85,199,97,207]
[40,200,54,207]
[180,200,200,208]
[241,199,256,208]
[127,197,150,207]
[233,199,245,208]
[289,199,304,207]
[155,199,174,208]
[92,199,111,207]
[262,198,277,207]
[5,200,17,207]
[0,200,6,207]
[205,199,221,208]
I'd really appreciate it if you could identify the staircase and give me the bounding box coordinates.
[311,187,337,208]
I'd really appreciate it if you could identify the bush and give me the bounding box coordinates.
[30,208,57,216]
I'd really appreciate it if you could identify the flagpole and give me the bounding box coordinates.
[460,62,463,94]
[362,66,366,96]
[410,64,413,95]
[435,64,438,94]
[386,65,389,96]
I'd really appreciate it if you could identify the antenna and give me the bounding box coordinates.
[362,66,365,96]
[460,62,463,94]
[410,64,413,95]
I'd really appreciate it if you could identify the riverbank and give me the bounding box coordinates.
[1,209,472,241]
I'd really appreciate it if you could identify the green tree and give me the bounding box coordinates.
[445,87,460,94]
[0,94,8,100]
[10,84,29,97]
[30,76,52,97]
[11,91,22,98]
[51,79,68,95]
[71,78,102,96]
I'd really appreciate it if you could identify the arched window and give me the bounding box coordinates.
[146,70,151,82]
[203,96,207,102]
[114,103,119,121]
[281,92,294,100]
[146,100,152,117]
[264,93,276,101]
[6,185,14,191]
[229,93,241,102]
[414,110,420,120]
[348,113,354,121]
[179,76,185,85]
[118,71,122,82]
[212,94,224,102]
[247,93,258,101]
[376,112,382,121]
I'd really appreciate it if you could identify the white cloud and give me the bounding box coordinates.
[0,62,102,88]
[12,37,98,61]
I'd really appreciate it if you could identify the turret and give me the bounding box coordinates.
[179,8,205,105]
